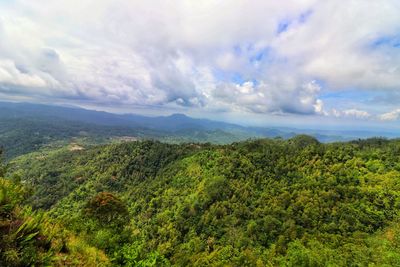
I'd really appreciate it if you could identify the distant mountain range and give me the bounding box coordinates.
[0,101,398,159]
[0,101,241,131]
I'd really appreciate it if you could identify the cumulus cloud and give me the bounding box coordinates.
[342,109,371,119]
[272,0,400,90]
[0,59,48,88]
[0,0,399,119]
[209,80,323,115]
[328,107,400,122]
[331,109,371,119]
[379,109,400,121]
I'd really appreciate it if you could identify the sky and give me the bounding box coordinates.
[0,0,400,129]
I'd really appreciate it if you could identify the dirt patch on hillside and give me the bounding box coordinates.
[69,144,84,151]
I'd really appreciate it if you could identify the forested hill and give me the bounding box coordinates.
[3,101,393,160]
[4,136,400,266]
[0,102,264,159]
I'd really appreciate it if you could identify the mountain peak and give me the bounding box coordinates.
[168,113,189,119]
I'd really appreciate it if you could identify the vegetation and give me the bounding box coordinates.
[2,137,399,266]
[0,116,253,161]
[0,116,158,160]
[0,149,110,266]
[0,102,357,161]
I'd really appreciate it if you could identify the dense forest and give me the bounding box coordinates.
[1,136,400,266]
[0,116,256,160]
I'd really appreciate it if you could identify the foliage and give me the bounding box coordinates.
[0,116,251,160]
[0,149,110,266]
[6,137,400,266]
[85,192,129,227]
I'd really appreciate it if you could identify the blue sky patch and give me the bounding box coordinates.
[298,9,313,23]
[370,35,400,49]
[277,20,291,34]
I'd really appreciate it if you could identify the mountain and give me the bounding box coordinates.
[0,101,398,160]
[6,137,400,266]
[0,102,256,159]
[0,113,163,160]
[0,101,243,132]
[1,101,400,265]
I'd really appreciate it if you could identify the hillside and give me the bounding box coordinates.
[0,102,258,160]
[0,151,110,266]
[0,102,243,131]
[7,136,400,266]
[0,117,158,160]
[3,101,391,160]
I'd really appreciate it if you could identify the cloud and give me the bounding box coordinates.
[342,109,371,119]
[331,108,371,119]
[0,0,399,120]
[379,109,400,121]
[272,0,400,90]
[0,59,48,88]
[208,79,323,115]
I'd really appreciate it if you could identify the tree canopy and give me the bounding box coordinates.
[3,137,400,266]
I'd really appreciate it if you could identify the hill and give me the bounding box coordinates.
[0,102,242,131]
[7,137,400,266]
[0,150,110,266]
[3,101,392,159]
[0,102,256,159]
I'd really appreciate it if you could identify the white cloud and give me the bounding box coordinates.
[379,109,400,121]
[272,0,400,90]
[0,0,399,119]
[330,108,371,119]
[0,59,47,88]
[209,80,323,115]
[342,109,371,119]
[313,99,325,115]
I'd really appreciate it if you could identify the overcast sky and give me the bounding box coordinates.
[0,0,400,128]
